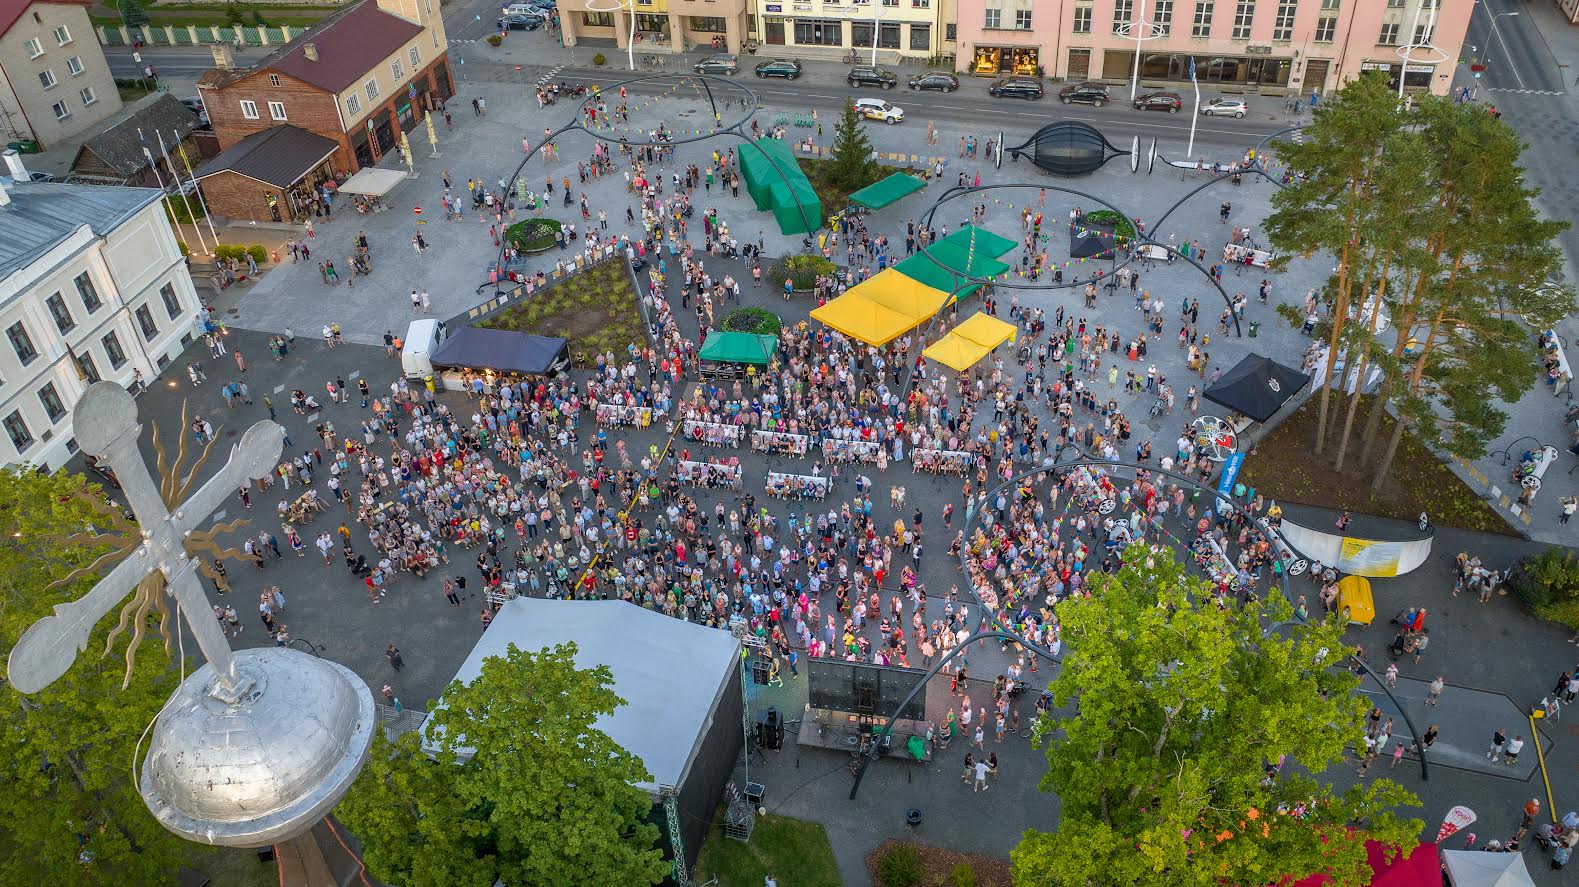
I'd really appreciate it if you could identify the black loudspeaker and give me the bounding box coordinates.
[255,847,276,863]
[853,672,877,713]
[763,708,783,750]
[752,660,770,685]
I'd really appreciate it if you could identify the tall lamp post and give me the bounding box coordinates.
[1484,10,1522,91]
[584,0,639,71]
[1395,0,1452,99]
[844,0,889,66]
[1114,15,1167,101]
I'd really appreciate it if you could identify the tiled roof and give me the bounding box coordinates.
[73,94,201,178]
[198,0,422,94]
[0,182,160,282]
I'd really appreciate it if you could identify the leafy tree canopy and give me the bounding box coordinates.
[1012,547,1420,887]
[337,642,669,887]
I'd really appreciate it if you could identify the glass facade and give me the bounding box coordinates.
[972,45,1039,75]
[1102,50,1291,87]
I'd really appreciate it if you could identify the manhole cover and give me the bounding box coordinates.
[226,307,240,315]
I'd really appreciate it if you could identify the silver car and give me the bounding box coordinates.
[1200,97,1247,118]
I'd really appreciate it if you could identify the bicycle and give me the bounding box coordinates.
[843,50,857,64]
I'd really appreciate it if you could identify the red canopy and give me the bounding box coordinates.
[1290,841,1440,887]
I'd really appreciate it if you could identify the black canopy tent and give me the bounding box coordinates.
[429,327,569,376]
[1202,353,1312,423]
[1069,221,1117,259]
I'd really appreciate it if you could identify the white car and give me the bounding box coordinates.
[1200,97,1247,118]
[854,98,904,124]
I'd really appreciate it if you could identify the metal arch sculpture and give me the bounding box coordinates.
[1007,120,1130,177]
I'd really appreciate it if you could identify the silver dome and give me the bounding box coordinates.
[139,648,375,846]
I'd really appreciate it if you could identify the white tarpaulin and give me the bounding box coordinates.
[1277,519,1433,577]
[1440,849,1536,887]
[334,167,407,197]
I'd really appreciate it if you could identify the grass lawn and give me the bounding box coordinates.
[477,259,644,365]
[1238,394,1515,534]
[693,811,841,887]
[797,158,898,217]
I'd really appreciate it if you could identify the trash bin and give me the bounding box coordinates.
[1249,320,1260,338]
[424,374,436,392]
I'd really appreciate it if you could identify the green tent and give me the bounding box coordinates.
[768,179,822,235]
[739,137,821,235]
[940,224,1018,259]
[892,240,1011,299]
[699,331,779,365]
[848,172,926,211]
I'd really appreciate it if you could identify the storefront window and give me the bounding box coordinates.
[1102,50,1289,86]
[794,18,843,45]
[879,22,900,48]
[972,45,1001,75]
[852,21,873,47]
[909,23,930,50]
[689,16,726,32]
[582,11,613,27]
[1010,47,1038,74]
[635,13,668,33]
[975,46,1038,75]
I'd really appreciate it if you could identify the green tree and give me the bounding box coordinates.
[117,0,150,30]
[0,468,187,885]
[827,99,877,191]
[1011,549,1420,887]
[337,642,668,887]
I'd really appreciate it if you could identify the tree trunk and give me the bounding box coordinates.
[1333,253,1390,469]
[1370,412,1409,496]
[1371,312,1444,489]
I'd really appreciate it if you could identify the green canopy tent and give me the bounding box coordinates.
[768,179,823,235]
[738,137,821,234]
[699,331,779,365]
[848,172,926,212]
[939,224,1018,259]
[892,240,1011,300]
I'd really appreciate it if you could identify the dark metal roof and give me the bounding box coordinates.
[195,124,339,188]
[72,95,201,178]
[0,182,160,284]
[198,0,423,94]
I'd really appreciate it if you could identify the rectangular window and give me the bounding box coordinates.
[38,383,65,423]
[945,22,956,40]
[1073,4,1092,33]
[75,272,100,313]
[391,59,404,80]
[102,330,126,368]
[4,411,32,453]
[1273,1,1297,41]
[911,0,929,7]
[134,305,158,341]
[1413,23,1433,45]
[268,101,286,120]
[346,93,361,115]
[39,69,57,90]
[1386,0,1403,7]
[1321,0,1339,8]
[1112,0,1133,33]
[1378,22,1399,45]
[793,19,843,45]
[269,73,281,86]
[240,99,258,119]
[66,56,83,76]
[1154,0,1174,35]
[1231,0,1254,38]
[1192,1,1214,37]
[582,11,613,26]
[53,25,71,45]
[51,100,69,120]
[909,22,930,49]
[25,37,42,58]
[983,8,1000,29]
[409,46,421,67]
[76,350,100,384]
[79,86,96,106]
[1314,15,1336,41]
[6,322,38,365]
[689,16,726,31]
[45,292,74,333]
[160,282,182,320]
[364,79,379,101]
[1014,9,1031,29]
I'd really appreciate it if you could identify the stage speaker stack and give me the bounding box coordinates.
[763,707,783,750]
[751,659,770,685]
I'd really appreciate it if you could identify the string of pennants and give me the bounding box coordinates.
[580,77,735,137]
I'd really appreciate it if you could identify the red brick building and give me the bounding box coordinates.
[194,0,452,221]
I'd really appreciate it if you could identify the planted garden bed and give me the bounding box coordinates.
[477,259,643,364]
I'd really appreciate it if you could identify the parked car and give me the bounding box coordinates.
[988,77,1044,100]
[693,54,739,75]
[1200,96,1248,118]
[1133,91,1182,113]
[847,65,898,89]
[854,97,904,124]
[754,59,803,79]
[907,72,959,92]
[1058,82,1110,106]
[179,95,210,126]
[497,13,542,30]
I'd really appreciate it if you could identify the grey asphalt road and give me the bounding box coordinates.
[1468,0,1567,95]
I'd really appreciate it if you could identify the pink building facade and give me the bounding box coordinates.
[953,0,1471,97]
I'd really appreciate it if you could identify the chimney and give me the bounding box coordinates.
[2,148,27,182]
[303,42,318,62]
[210,42,234,70]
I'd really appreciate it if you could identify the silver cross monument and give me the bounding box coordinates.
[7,382,283,701]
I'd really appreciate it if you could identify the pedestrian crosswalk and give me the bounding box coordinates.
[536,64,564,87]
[1487,87,1565,96]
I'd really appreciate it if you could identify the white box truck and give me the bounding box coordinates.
[402,319,447,379]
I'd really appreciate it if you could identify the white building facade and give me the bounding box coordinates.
[0,175,201,470]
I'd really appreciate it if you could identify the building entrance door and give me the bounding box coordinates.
[1067,48,1090,81]
[1302,59,1329,95]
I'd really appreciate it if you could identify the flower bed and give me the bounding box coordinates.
[503,218,562,254]
[477,259,644,364]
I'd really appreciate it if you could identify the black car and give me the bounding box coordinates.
[908,72,959,92]
[988,77,1044,100]
[497,13,541,30]
[754,59,803,79]
[693,54,739,75]
[1059,82,1110,106]
[1133,91,1182,113]
[847,65,898,89]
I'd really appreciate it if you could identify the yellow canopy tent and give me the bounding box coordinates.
[810,293,920,347]
[857,269,953,319]
[922,312,1018,372]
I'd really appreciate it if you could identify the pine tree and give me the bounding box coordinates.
[118,0,150,29]
[827,99,876,191]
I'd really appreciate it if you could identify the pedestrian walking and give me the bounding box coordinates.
[386,643,404,671]
[1487,727,1507,762]
[1426,675,1444,706]
[234,350,247,372]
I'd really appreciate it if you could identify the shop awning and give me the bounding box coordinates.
[922,311,1016,372]
[699,331,778,365]
[335,166,408,197]
[940,223,1018,259]
[893,239,1012,298]
[848,172,926,211]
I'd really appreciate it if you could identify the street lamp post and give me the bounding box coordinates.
[1485,11,1522,91]
[1394,0,1452,99]
[585,0,639,71]
[844,1,887,67]
[1113,17,1168,101]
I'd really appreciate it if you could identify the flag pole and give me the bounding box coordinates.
[171,130,221,249]
[156,129,207,256]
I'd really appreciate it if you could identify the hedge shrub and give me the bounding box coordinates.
[485,33,502,46]
[876,844,923,887]
[772,254,837,291]
[504,217,563,253]
[722,307,781,335]
[213,244,268,264]
[1507,547,1579,629]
